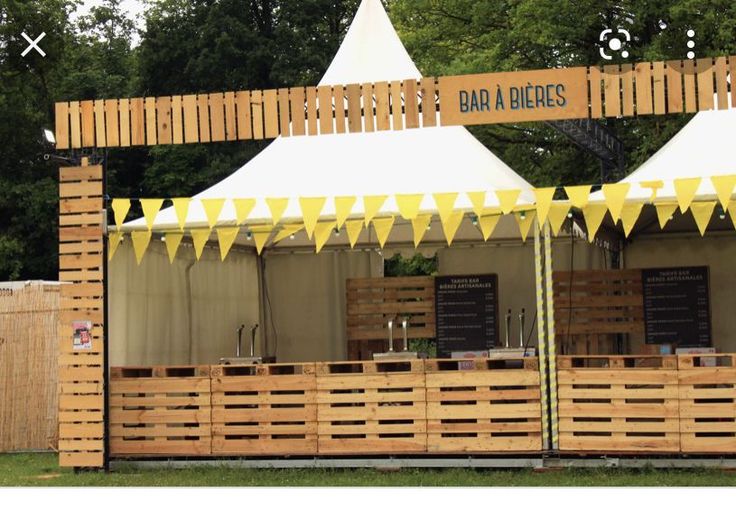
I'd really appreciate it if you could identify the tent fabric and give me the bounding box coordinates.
[122,0,535,243]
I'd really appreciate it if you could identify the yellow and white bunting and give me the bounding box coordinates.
[432,193,458,225]
[372,216,395,248]
[602,183,630,222]
[441,211,464,246]
[216,227,240,261]
[299,197,326,239]
[640,180,664,202]
[334,196,356,229]
[273,224,303,243]
[265,198,289,225]
[478,214,500,241]
[534,188,556,226]
[655,202,678,229]
[620,202,643,237]
[495,189,520,215]
[363,195,388,226]
[345,219,363,248]
[411,214,432,248]
[314,221,336,253]
[515,211,536,242]
[547,202,570,236]
[690,201,716,236]
[710,175,736,212]
[252,229,272,255]
[564,185,591,209]
[131,230,152,265]
[164,232,183,263]
[201,198,225,228]
[582,203,608,242]
[395,194,423,220]
[233,198,256,224]
[674,177,701,213]
[111,198,131,227]
[108,231,123,261]
[140,198,163,230]
[466,191,486,218]
[191,229,211,260]
[172,198,191,230]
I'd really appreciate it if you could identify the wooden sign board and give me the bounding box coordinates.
[642,266,711,347]
[439,67,589,126]
[435,274,499,358]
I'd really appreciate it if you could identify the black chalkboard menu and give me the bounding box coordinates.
[435,274,499,357]
[642,266,711,346]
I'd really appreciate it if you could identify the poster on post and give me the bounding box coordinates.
[72,320,93,351]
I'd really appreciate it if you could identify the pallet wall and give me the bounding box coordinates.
[58,161,105,468]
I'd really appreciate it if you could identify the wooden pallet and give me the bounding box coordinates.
[210,363,317,455]
[109,366,211,456]
[425,357,543,452]
[558,355,680,452]
[678,354,736,453]
[315,360,426,454]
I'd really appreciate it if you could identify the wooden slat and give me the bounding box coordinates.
[620,64,634,116]
[306,87,318,136]
[128,97,143,145]
[209,92,226,142]
[404,79,419,129]
[277,88,291,137]
[69,101,82,149]
[58,165,102,182]
[696,57,714,111]
[317,85,334,135]
[333,85,346,134]
[390,80,403,130]
[93,100,106,147]
[665,61,684,113]
[145,97,157,145]
[635,62,653,115]
[362,83,375,132]
[683,59,697,113]
[420,78,436,127]
[197,94,210,143]
[251,90,264,140]
[80,100,95,147]
[346,84,362,133]
[182,95,199,143]
[652,61,666,114]
[171,95,183,144]
[603,65,621,117]
[235,91,252,140]
[55,102,70,149]
[156,96,172,144]
[289,87,306,136]
[589,67,603,118]
[714,56,729,110]
[104,99,119,147]
[374,81,391,131]
[224,91,237,141]
[262,89,279,139]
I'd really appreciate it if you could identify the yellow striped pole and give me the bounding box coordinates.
[532,219,550,450]
[543,222,560,450]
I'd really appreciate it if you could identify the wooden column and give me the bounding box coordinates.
[58,159,105,468]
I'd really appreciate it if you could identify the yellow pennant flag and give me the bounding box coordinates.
[441,211,464,246]
[108,231,123,261]
[140,199,163,230]
[496,189,520,215]
[602,183,630,222]
[674,177,701,213]
[620,202,644,237]
[111,198,131,227]
[131,231,152,265]
[273,224,303,243]
[334,196,356,229]
[582,203,608,242]
[217,227,240,261]
[655,202,678,229]
[266,197,289,225]
[164,232,183,263]
[201,198,225,228]
[640,180,664,202]
[432,193,458,224]
[515,211,536,242]
[345,219,363,248]
[299,197,327,239]
[395,194,424,220]
[233,198,256,224]
[466,191,486,218]
[372,216,395,248]
[547,203,570,236]
[171,198,191,230]
[690,201,716,236]
[564,185,591,209]
[411,214,432,247]
[363,195,387,226]
[313,221,336,253]
[534,188,556,226]
[191,229,211,260]
[253,230,271,255]
[478,214,500,241]
[710,175,736,211]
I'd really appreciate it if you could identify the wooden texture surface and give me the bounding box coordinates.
[54,56,735,149]
[58,162,105,467]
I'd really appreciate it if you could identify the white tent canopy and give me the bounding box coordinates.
[124,0,535,242]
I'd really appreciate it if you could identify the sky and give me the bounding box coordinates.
[74,0,147,44]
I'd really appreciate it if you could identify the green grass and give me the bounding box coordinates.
[1,452,735,487]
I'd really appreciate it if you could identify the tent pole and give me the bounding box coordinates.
[543,222,560,451]
[533,218,550,450]
[256,252,268,358]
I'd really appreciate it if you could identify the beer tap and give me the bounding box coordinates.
[387,317,395,352]
[504,309,512,348]
[401,316,409,351]
[518,308,525,348]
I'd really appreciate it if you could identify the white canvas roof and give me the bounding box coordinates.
[124,0,535,241]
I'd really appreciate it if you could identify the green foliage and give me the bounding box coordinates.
[384,253,438,277]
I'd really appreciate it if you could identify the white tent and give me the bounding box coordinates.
[123,0,535,243]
